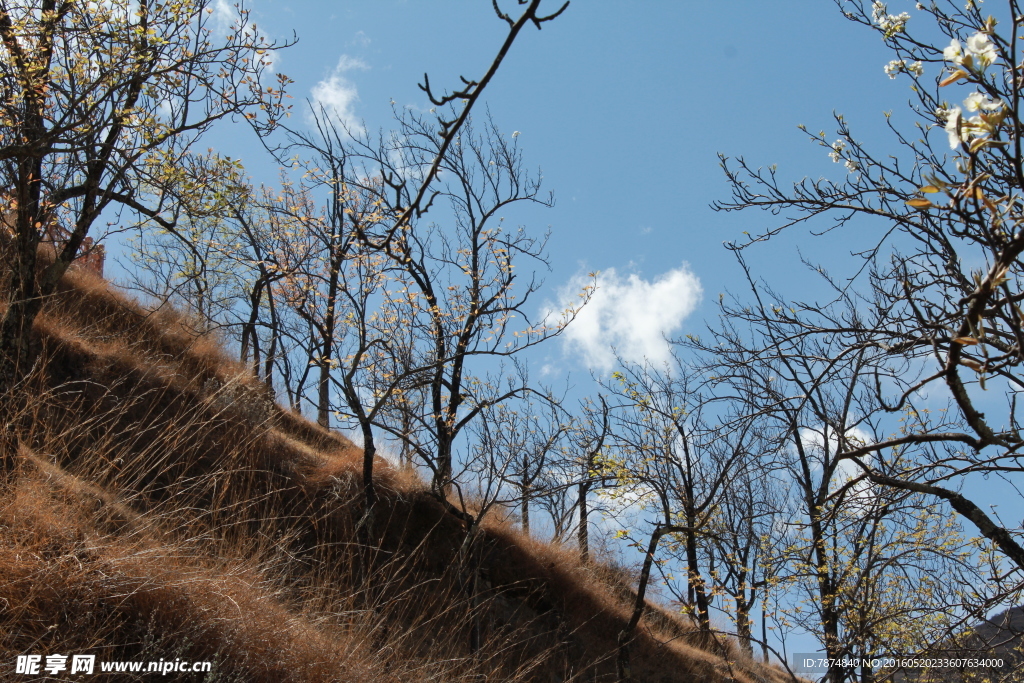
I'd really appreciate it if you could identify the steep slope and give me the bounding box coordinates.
[0,265,792,682]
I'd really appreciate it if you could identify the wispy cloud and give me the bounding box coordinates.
[210,0,237,35]
[548,265,702,371]
[309,55,370,134]
[797,424,877,503]
[350,31,371,48]
[204,1,281,73]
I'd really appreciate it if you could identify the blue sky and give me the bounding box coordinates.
[162,0,907,378]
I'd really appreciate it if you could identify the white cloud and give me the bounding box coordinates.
[205,1,280,73]
[597,484,657,533]
[156,99,173,122]
[309,55,370,134]
[351,31,371,48]
[333,55,370,73]
[549,265,701,371]
[797,424,877,503]
[210,0,237,35]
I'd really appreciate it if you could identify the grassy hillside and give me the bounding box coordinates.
[0,264,793,682]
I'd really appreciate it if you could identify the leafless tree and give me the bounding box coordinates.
[688,271,997,683]
[466,386,569,535]
[715,0,1024,580]
[346,109,583,501]
[597,358,756,680]
[572,394,612,562]
[0,0,291,382]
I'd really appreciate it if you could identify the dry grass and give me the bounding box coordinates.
[0,265,796,682]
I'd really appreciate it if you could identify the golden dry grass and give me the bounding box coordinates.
[0,265,797,682]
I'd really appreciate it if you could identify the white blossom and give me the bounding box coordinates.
[512,130,520,138]
[963,91,1003,112]
[871,1,887,23]
[872,2,911,36]
[940,105,964,149]
[965,32,997,67]
[885,59,924,79]
[944,39,964,63]
[828,139,847,163]
[845,159,860,172]
[945,33,998,71]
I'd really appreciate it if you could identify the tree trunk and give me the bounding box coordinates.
[239,277,266,372]
[317,360,331,428]
[617,527,666,683]
[762,605,769,663]
[356,418,378,587]
[360,420,377,532]
[520,450,532,534]
[0,151,45,385]
[316,238,342,428]
[521,484,530,535]
[685,523,711,632]
[735,595,753,657]
[577,480,590,562]
[810,514,843,683]
[435,431,454,495]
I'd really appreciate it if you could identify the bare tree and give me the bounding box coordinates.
[269,171,353,429]
[689,272,997,683]
[467,387,568,535]
[714,0,1024,579]
[697,414,787,659]
[597,358,755,681]
[123,153,256,331]
[0,0,291,381]
[350,109,584,498]
[236,0,579,531]
[572,394,612,562]
[325,184,423,530]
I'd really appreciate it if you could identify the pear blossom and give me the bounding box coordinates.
[871,2,911,36]
[943,39,963,63]
[940,105,963,148]
[845,159,860,173]
[963,91,1002,112]
[828,139,846,163]
[944,33,998,71]
[512,130,520,138]
[884,59,924,78]
[937,95,1005,150]
[965,32,997,67]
